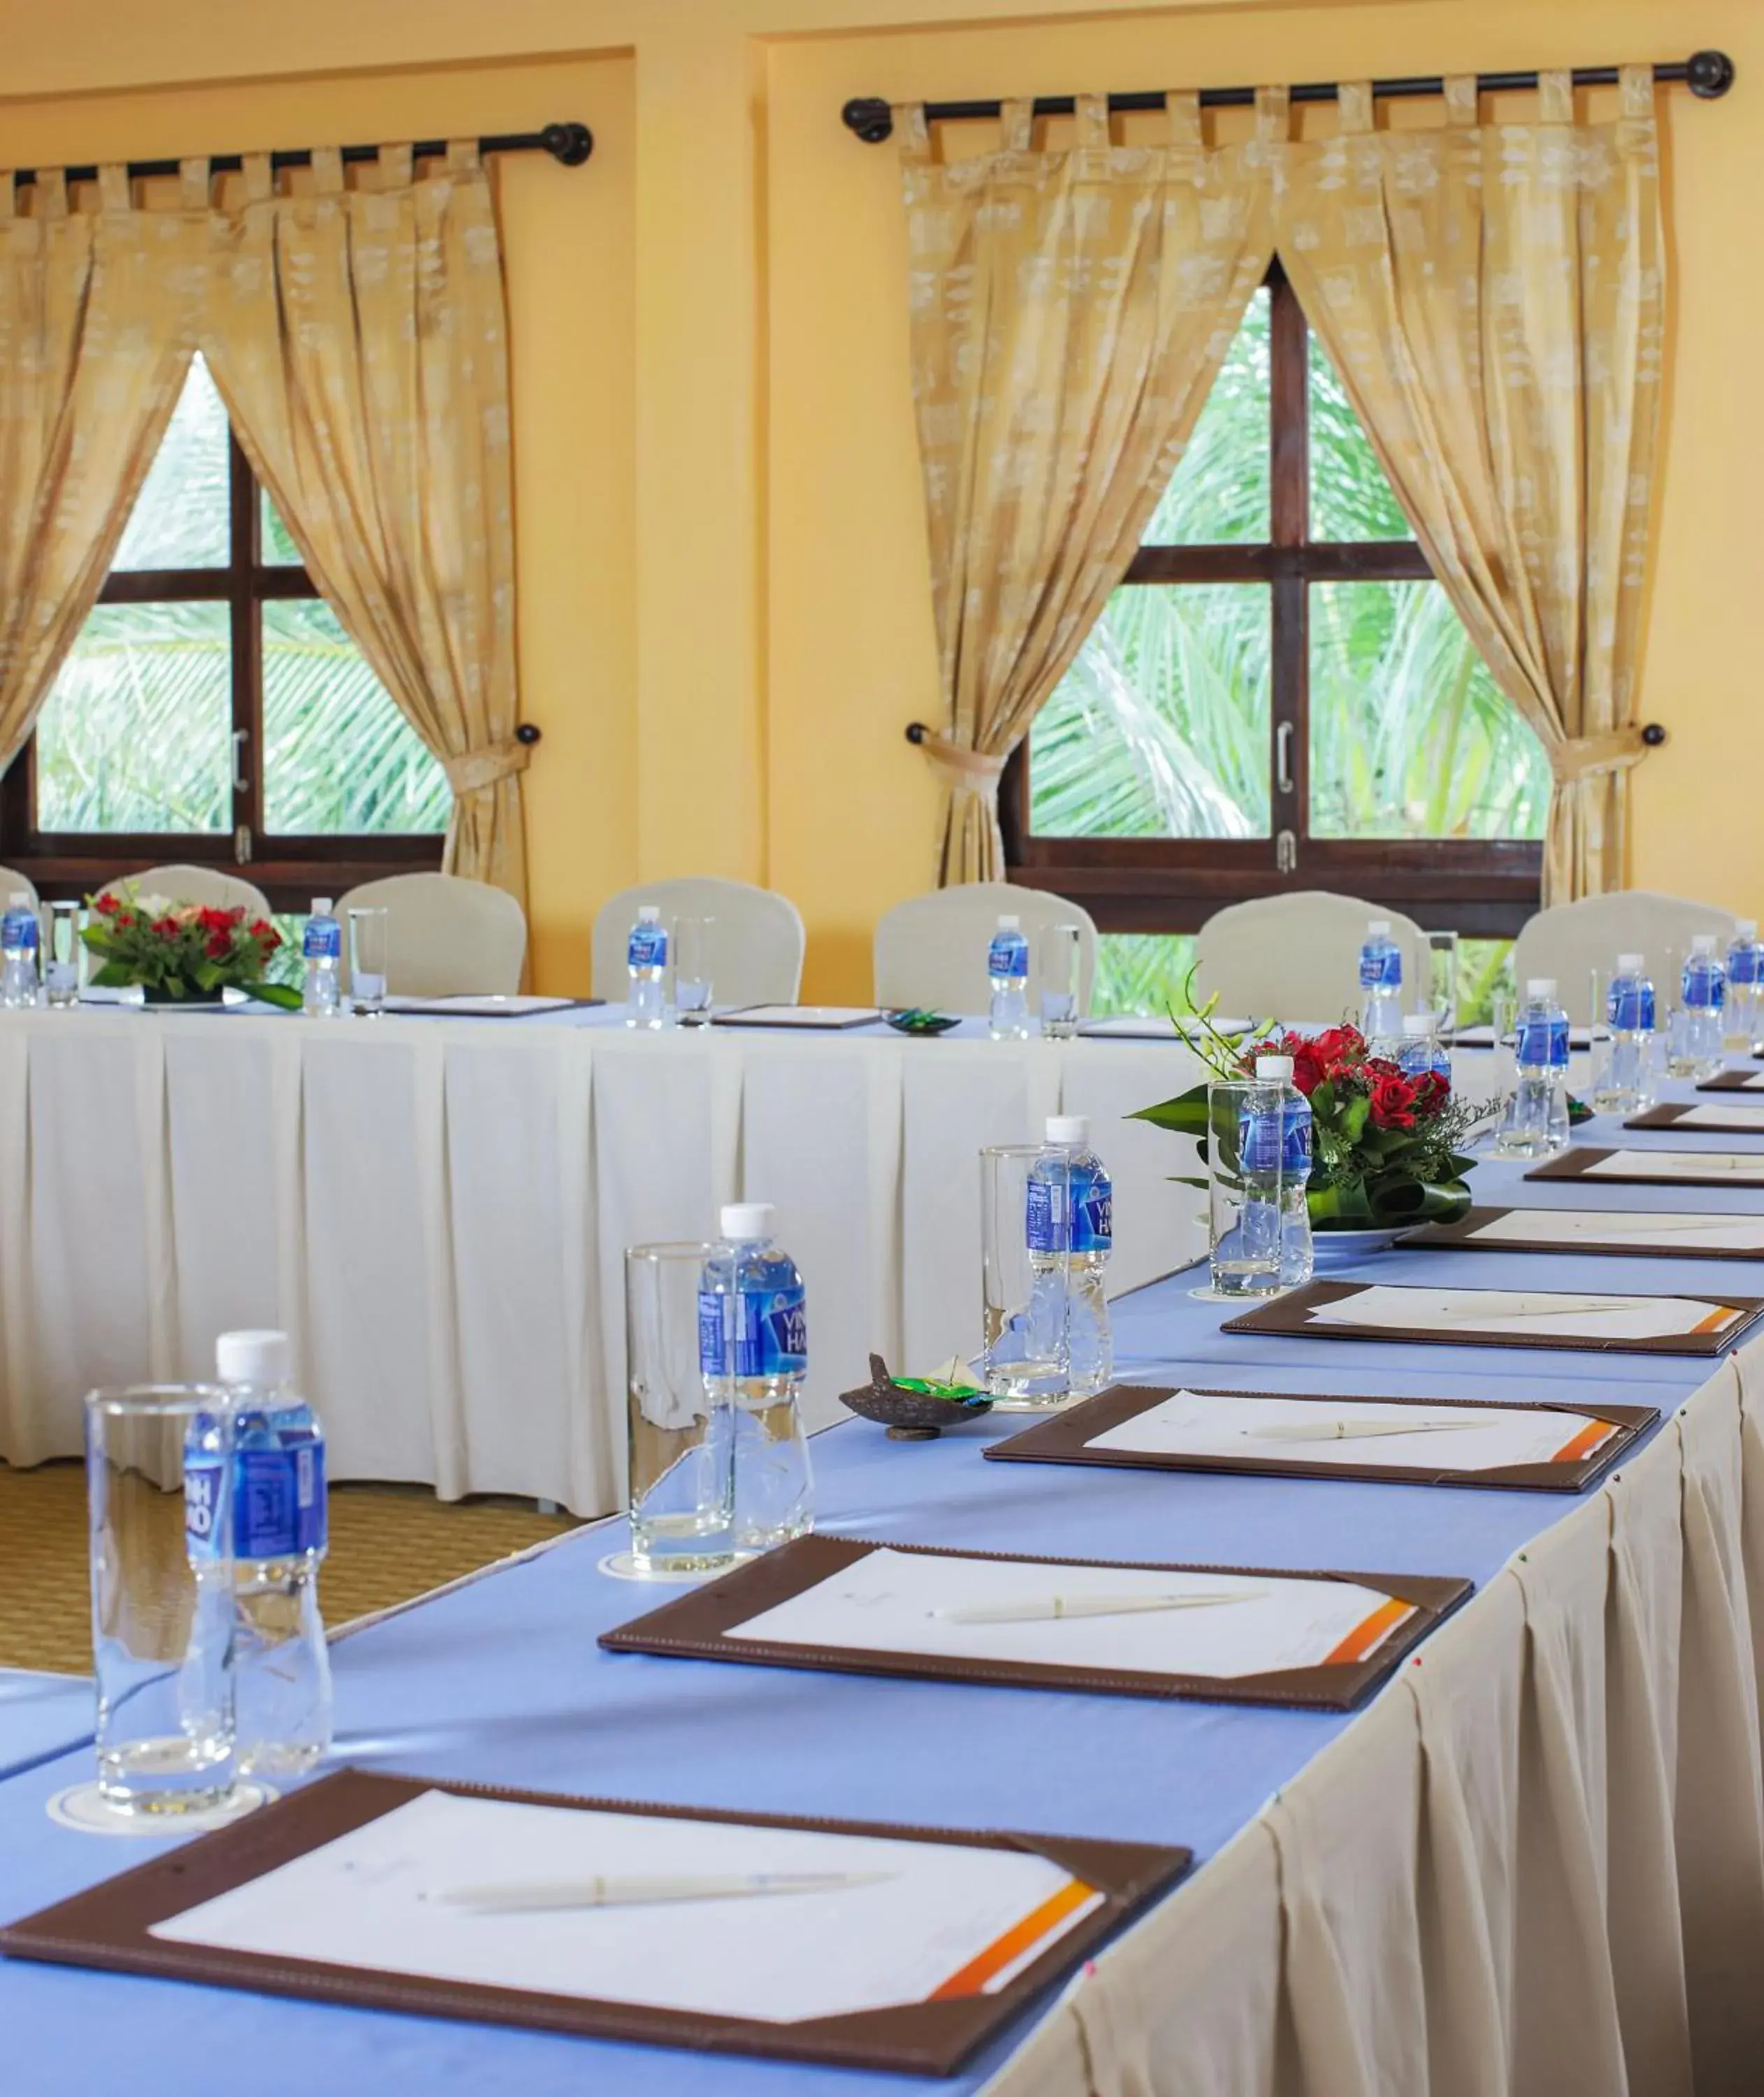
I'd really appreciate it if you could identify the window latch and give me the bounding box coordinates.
[231,728,250,795]
[234,824,253,865]
[1275,721,1295,796]
[1276,828,1298,874]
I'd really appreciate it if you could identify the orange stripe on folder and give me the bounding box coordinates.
[1552,1417,1617,1464]
[929,1878,1099,2000]
[1324,1595,1413,1667]
[1692,1305,1735,1335]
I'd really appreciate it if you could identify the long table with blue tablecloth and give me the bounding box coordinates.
[2,1087,1760,2093]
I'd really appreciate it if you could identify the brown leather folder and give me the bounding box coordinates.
[1407,1205,1764,1263]
[1524,1147,1764,1199]
[1625,1102,1764,1135]
[981,1383,1654,1492]
[0,1768,1190,2079]
[598,1533,1469,1711]
[1221,1276,1763,1356]
[1699,1070,1764,1091]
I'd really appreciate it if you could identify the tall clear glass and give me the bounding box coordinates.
[624,1242,737,1573]
[1426,930,1459,1044]
[672,914,715,1025]
[1039,924,1083,1039]
[43,900,83,1007]
[1584,965,1612,1104]
[85,1385,238,1815]
[347,907,389,1010]
[1206,1079,1283,1296]
[980,1144,1069,1403]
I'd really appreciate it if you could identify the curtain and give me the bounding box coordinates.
[0,165,193,778]
[898,91,1279,883]
[1278,70,1663,903]
[203,143,527,902]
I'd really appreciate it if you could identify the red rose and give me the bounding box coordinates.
[1368,1072,1419,1130]
[205,930,231,960]
[115,911,134,928]
[251,919,282,950]
[1288,1042,1329,1095]
[153,916,178,937]
[197,907,231,934]
[94,893,119,917]
[1410,1069,1450,1117]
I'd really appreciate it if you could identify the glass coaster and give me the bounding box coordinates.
[48,1778,277,1838]
[596,1549,740,1585]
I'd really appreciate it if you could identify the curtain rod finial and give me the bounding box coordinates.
[1687,50,1735,99]
[514,723,542,747]
[1642,722,1668,747]
[844,98,895,143]
[904,721,930,745]
[540,122,594,166]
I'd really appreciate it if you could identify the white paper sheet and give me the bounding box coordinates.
[725,1545,1409,1679]
[1672,1103,1764,1129]
[379,995,584,1017]
[715,1006,882,1029]
[1584,1148,1764,1184]
[1087,1388,1614,1471]
[149,1789,1101,2022]
[1307,1283,1735,1342]
[1078,1015,1251,1040]
[1705,1072,1764,1091]
[1466,1208,1764,1254]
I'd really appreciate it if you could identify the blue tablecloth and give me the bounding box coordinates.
[2,1096,1760,2094]
[0,1671,90,1782]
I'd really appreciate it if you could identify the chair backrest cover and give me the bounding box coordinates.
[96,863,272,922]
[0,865,41,913]
[591,878,806,1006]
[1193,891,1427,1029]
[1512,890,1744,1025]
[872,882,1099,1016]
[335,872,528,997]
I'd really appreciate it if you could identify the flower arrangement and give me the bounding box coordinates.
[81,891,302,1008]
[1133,1009,1494,1229]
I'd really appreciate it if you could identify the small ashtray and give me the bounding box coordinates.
[885,1009,960,1037]
[838,1353,992,1439]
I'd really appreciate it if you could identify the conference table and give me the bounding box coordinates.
[3,1081,1763,2093]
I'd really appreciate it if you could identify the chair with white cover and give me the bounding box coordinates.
[96,864,272,921]
[1512,890,1743,1025]
[1192,892,1426,1028]
[591,879,805,1007]
[873,882,1099,1016]
[0,867,39,911]
[335,872,527,997]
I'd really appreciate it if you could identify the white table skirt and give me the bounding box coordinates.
[0,1011,1210,1513]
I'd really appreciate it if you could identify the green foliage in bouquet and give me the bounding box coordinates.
[82,888,303,1008]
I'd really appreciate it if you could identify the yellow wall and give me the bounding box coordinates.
[0,0,1758,995]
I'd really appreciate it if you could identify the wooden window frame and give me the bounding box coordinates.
[0,428,443,912]
[1003,259,1542,939]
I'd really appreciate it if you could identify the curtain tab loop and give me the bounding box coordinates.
[915,730,1006,798]
[1548,727,1649,785]
[1164,89,1201,148]
[1618,63,1654,120]
[1538,69,1573,124]
[1255,84,1290,143]
[38,169,67,219]
[1075,92,1111,147]
[379,142,413,189]
[445,138,480,174]
[442,740,532,797]
[1000,96,1034,153]
[1444,74,1479,127]
[897,103,932,164]
[1338,81,1374,136]
[97,164,131,214]
[310,146,344,194]
[0,174,15,224]
[179,158,211,210]
[242,152,273,203]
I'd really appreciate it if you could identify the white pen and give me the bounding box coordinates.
[934,1591,1259,1624]
[431,1871,895,1914]
[1242,1418,1463,1441]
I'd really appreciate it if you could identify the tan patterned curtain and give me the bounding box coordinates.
[0,166,193,777]
[1279,70,1663,903]
[203,143,527,902]
[899,92,1279,883]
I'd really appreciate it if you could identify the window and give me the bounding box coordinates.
[4,356,449,907]
[1007,264,1549,948]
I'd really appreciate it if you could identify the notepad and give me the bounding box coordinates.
[1307,1283,1736,1341]
[1463,1208,1764,1254]
[1077,1014,1251,1040]
[712,1006,883,1030]
[1672,1104,1764,1129]
[148,1788,1100,2023]
[724,1545,1410,1678]
[378,995,591,1017]
[1584,1148,1764,1183]
[1086,1388,1616,1471]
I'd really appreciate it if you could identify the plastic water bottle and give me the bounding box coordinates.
[1498,978,1570,1158]
[987,915,1030,1040]
[1026,1115,1113,1397]
[1670,935,1726,1080]
[700,1204,812,1552]
[1255,1055,1313,1288]
[188,1329,332,1777]
[1231,1076,1289,1290]
[1396,1014,1452,1083]
[1358,919,1403,1043]
[1726,921,1762,1050]
[0,892,39,1009]
[301,898,341,1018]
[626,905,669,1030]
[1593,953,1656,1114]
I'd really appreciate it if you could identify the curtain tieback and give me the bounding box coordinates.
[1549,728,1649,786]
[916,731,1007,796]
[443,741,533,796]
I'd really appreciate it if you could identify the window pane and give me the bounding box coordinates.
[35,602,230,832]
[262,600,450,833]
[1308,581,1549,839]
[1141,289,1269,546]
[1094,934,1199,1016]
[1307,333,1411,542]
[111,356,230,570]
[1031,584,1271,838]
[261,489,304,567]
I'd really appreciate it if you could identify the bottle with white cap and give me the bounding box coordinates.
[1726,921,1762,1050]
[699,1203,813,1551]
[1669,935,1726,1079]
[1252,1055,1313,1288]
[1026,1115,1113,1397]
[301,898,342,1018]
[626,905,670,1030]
[1593,953,1656,1114]
[1396,1013,1451,1084]
[191,1329,332,1775]
[1357,920,1403,1043]
[1496,978,1569,1158]
[0,891,39,1009]
[987,915,1031,1041]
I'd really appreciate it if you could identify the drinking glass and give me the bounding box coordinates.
[86,1385,238,1815]
[1039,924,1083,1039]
[1426,930,1459,1044]
[1206,1079,1283,1297]
[980,1143,1069,1403]
[347,907,389,1011]
[624,1242,737,1573]
[1584,965,1614,1104]
[43,900,83,1008]
[672,914,715,1025]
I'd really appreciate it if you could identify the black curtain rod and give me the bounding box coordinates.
[6,120,593,191]
[842,50,1734,142]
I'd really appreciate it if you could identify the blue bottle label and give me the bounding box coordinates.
[1684,963,1725,1011]
[1072,1172,1112,1253]
[1609,983,1655,1031]
[234,1441,326,1559]
[697,1289,727,1377]
[1238,1104,1285,1173]
[1282,1102,1313,1174]
[2,910,38,952]
[628,923,667,969]
[303,917,340,960]
[1025,1178,1059,1252]
[1357,945,1401,990]
[734,1286,807,1377]
[1518,1016,1570,1069]
[987,932,1028,979]
[1730,948,1760,988]
[185,1453,224,1559]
